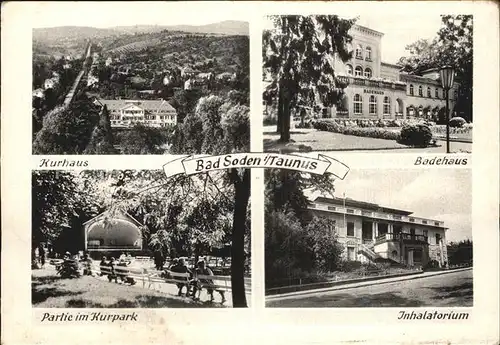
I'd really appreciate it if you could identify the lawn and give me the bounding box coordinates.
[263,126,472,153]
[32,268,225,308]
[263,127,409,152]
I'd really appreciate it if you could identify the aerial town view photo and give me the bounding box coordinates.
[32,16,249,155]
[32,169,251,308]
[263,14,472,153]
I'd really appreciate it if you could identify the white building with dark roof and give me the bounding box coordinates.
[94,99,177,129]
[309,195,448,268]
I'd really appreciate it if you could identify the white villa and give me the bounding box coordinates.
[94,99,178,129]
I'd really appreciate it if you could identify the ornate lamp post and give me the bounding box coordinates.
[439,65,455,154]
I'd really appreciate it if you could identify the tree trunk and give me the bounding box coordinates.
[279,84,291,142]
[230,169,250,307]
[276,86,283,134]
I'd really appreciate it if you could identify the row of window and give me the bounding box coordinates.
[410,85,442,98]
[343,223,442,245]
[353,94,393,115]
[111,115,176,121]
[346,65,372,78]
[355,44,372,60]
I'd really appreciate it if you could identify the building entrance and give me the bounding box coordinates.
[362,221,373,243]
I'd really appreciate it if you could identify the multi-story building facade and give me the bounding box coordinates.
[328,24,460,120]
[94,99,177,129]
[309,196,448,268]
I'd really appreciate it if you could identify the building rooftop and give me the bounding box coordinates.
[95,99,176,113]
[313,196,413,216]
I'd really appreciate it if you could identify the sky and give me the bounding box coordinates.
[28,2,249,29]
[307,169,472,243]
[27,3,443,64]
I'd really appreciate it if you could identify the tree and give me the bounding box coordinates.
[398,15,473,122]
[263,15,356,142]
[118,125,172,154]
[33,95,101,154]
[447,239,473,266]
[265,168,342,287]
[32,171,99,262]
[170,95,251,307]
[84,105,117,154]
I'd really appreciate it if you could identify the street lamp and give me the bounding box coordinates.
[439,65,455,154]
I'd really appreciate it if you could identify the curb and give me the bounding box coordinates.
[266,267,472,301]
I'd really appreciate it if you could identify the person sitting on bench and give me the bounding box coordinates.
[99,256,108,276]
[169,258,192,296]
[107,257,118,283]
[191,260,226,303]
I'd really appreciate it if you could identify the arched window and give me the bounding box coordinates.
[408,106,415,116]
[427,87,431,98]
[383,96,391,115]
[409,84,414,96]
[435,87,439,98]
[365,47,372,60]
[418,86,423,96]
[364,68,372,78]
[346,64,353,75]
[355,45,363,59]
[369,95,377,115]
[354,66,363,77]
[353,94,362,115]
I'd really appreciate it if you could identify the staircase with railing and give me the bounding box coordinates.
[358,243,381,262]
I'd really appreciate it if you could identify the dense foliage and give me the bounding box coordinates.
[398,123,433,147]
[265,169,343,288]
[449,117,466,128]
[33,94,103,154]
[398,15,473,122]
[263,15,355,141]
[447,239,473,266]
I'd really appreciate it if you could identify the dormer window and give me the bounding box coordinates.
[365,47,372,61]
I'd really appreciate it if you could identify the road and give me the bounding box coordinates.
[63,41,92,107]
[267,269,473,308]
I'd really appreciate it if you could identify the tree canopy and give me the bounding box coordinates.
[265,168,343,288]
[263,15,356,141]
[398,15,473,122]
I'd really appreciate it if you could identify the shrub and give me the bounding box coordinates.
[449,117,466,128]
[398,123,433,147]
[263,115,278,126]
[340,260,363,272]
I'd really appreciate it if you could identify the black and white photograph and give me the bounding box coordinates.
[32,169,251,308]
[265,168,472,308]
[263,14,472,153]
[31,4,249,155]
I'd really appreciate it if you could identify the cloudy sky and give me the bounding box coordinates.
[308,169,472,243]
